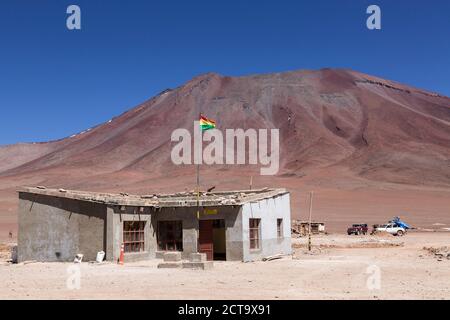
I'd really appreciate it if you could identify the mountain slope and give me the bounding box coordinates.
[1,68,449,186]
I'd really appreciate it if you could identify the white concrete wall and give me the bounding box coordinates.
[241,193,292,261]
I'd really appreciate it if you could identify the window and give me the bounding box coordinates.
[123,221,145,253]
[157,221,183,251]
[277,218,283,238]
[249,218,261,250]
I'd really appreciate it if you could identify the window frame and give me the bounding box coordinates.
[123,221,146,253]
[157,220,183,252]
[277,218,283,238]
[249,218,261,250]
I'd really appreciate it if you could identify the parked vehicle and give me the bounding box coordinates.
[390,217,411,229]
[375,223,406,236]
[347,224,368,235]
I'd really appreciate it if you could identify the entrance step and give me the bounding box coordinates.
[162,252,181,262]
[182,261,214,270]
[155,251,165,259]
[157,261,183,269]
[190,253,207,262]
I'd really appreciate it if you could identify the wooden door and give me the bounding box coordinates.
[198,220,214,261]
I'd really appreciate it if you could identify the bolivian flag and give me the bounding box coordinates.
[199,114,216,131]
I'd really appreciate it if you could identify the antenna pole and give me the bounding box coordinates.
[308,191,314,251]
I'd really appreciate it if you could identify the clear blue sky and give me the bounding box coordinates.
[0,0,449,145]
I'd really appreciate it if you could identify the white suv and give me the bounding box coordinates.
[375,223,406,236]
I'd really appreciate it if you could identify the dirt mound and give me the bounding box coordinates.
[423,246,450,261]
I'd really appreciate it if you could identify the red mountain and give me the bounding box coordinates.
[1,68,449,236]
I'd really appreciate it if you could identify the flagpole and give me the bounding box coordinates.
[196,112,215,219]
[196,113,201,256]
[196,112,201,220]
[196,163,200,219]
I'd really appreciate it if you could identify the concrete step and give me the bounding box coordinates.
[163,252,182,262]
[190,252,207,262]
[182,261,214,270]
[157,261,183,269]
[155,251,165,259]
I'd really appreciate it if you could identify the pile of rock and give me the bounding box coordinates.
[423,246,450,261]
[0,243,17,263]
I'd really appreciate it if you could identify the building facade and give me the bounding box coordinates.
[18,187,292,263]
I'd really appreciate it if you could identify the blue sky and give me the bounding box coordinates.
[0,0,449,145]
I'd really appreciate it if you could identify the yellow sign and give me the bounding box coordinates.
[203,208,218,215]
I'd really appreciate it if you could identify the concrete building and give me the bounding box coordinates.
[18,187,292,263]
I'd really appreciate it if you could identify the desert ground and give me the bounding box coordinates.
[1,231,449,300]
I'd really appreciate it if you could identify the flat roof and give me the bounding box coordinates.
[293,221,325,225]
[18,186,289,207]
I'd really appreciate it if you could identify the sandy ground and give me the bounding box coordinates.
[1,231,449,300]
